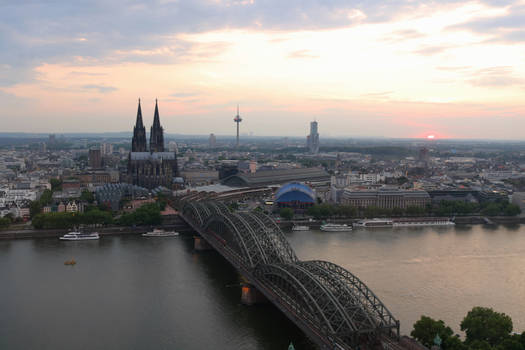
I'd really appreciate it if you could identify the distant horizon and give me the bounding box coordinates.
[2,131,525,143]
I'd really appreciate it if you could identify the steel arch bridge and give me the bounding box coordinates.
[180,201,400,350]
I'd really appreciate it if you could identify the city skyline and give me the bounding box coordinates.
[1,1,525,139]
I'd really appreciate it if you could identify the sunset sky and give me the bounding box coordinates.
[1,0,525,139]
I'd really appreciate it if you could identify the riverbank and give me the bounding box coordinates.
[2,214,524,240]
[0,216,193,240]
[280,215,525,229]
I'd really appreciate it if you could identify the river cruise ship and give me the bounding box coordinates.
[320,223,352,232]
[292,225,310,231]
[142,228,179,237]
[353,219,394,228]
[392,218,455,227]
[60,232,100,241]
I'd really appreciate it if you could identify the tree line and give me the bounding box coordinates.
[31,202,164,229]
[411,307,524,350]
[298,200,521,220]
[32,206,113,229]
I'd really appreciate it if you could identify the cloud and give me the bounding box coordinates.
[81,84,117,93]
[2,0,515,86]
[467,66,525,87]
[170,92,200,98]
[413,45,453,56]
[383,29,426,43]
[288,49,319,59]
[68,71,107,77]
[449,3,525,43]
[360,91,393,99]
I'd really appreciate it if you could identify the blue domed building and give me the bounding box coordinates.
[275,182,316,210]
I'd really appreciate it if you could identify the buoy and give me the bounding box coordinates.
[64,259,76,266]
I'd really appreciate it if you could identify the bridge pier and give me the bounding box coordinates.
[194,236,213,251]
[241,284,267,305]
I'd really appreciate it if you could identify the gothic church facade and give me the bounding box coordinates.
[127,99,178,189]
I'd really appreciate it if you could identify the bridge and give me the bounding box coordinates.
[180,201,401,350]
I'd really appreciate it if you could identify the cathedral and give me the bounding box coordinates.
[127,99,178,189]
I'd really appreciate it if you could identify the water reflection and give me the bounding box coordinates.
[286,225,525,335]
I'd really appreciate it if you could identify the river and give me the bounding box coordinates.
[1,224,524,349]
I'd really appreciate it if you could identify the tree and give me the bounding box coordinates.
[50,178,62,191]
[307,205,322,219]
[80,189,95,204]
[406,205,425,216]
[0,217,10,228]
[444,336,467,350]
[497,337,524,350]
[39,189,53,205]
[461,307,513,346]
[279,208,294,221]
[503,204,521,216]
[29,201,42,218]
[117,203,162,226]
[411,316,454,348]
[469,340,493,350]
[481,203,501,217]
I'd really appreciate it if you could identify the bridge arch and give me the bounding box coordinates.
[203,213,268,268]
[255,261,399,346]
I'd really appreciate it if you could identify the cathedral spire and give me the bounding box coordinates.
[150,99,164,152]
[131,98,147,152]
[136,98,144,128]
[153,98,160,127]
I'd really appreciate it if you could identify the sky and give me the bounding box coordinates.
[1,0,525,139]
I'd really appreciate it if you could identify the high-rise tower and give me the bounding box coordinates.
[149,99,165,152]
[131,99,147,152]
[306,120,319,154]
[234,105,242,147]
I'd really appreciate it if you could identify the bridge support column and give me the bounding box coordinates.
[194,236,213,251]
[241,284,267,305]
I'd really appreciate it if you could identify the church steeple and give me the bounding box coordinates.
[131,98,147,152]
[149,99,165,152]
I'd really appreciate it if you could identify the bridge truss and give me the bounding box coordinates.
[181,201,399,349]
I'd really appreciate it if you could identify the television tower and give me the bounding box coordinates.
[234,105,242,147]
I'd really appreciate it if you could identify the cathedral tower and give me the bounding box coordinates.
[149,99,165,152]
[131,99,147,152]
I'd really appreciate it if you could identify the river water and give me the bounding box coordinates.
[1,224,524,349]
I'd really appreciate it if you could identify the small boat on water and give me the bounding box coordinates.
[320,223,352,232]
[64,259,76,265]
[142,228,179,237]
[292,225,310,231]
[60,232,100,241]
[353,219,394,228]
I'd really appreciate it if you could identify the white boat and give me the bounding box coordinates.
[392,218,455,227]
[320,223,352,232]
[60,232,100,241]
[142,228,179,237]
[353,219,394,228]
[292,225,310,231]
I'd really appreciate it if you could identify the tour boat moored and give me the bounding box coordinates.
[353,219,394,228]
[392,218,455,227]
[142,228,179,237]
[320,223,352,232]
[292,225,310,231]
[60,232,100,241]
